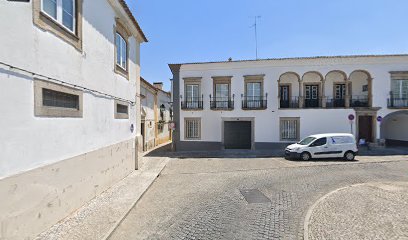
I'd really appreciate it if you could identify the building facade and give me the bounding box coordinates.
[0,1,146,239]
[140,78,172,151]
[170,55,408,151]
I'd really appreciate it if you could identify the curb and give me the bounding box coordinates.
[102,158,169,240]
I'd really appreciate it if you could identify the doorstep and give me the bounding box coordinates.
[34,155,169,240]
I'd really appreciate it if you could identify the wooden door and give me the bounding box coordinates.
[358,116,373,142]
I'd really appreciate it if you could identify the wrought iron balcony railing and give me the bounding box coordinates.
[388,97,408,108]
[350,95,369,107]
[326,98,346,108]
[210,95,234,110]
[279,96,300,109]
[181,96,203,110]
[242,95,267,110]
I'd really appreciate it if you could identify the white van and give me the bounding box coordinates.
[285,133,358,161]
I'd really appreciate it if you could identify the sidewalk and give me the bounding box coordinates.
[35,148,169,240]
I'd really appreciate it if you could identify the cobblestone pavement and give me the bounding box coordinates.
[109,156,408,240]
[307,182,408,240]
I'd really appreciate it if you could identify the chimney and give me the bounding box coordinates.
[153,82,163,90]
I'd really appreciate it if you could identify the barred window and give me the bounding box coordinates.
[280,118,299,141]
[116,104,128,114]
[114,100,129,119]
[43,88,79,109]
[185,118,201,139]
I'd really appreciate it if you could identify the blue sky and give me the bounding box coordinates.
[126,0,408,91]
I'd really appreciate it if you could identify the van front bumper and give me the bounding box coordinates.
[285,150,301,159]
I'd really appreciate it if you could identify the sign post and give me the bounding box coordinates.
[348,114,355,134]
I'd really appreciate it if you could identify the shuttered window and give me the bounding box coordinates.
[280,118,299,141]
[185,118,201,139]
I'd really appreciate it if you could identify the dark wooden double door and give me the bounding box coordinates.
[358,116,373,142]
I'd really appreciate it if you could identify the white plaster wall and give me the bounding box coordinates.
[157,91,171,140]
[381,114,408,141]
[141,86,156,145]
[0,1,141,178]
[178,55,408,143]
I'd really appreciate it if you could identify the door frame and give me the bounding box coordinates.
[221,117,255,150]
[355,108,380,143]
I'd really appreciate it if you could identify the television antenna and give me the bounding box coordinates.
[250,16,261,60]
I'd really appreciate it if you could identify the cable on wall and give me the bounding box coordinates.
[0,61,141,106]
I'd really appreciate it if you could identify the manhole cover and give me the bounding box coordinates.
[240,189,270,204]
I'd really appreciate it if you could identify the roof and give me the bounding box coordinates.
[140,77,171,96]
[117,0,148,42]
[169,53,408,66]
[309,133,355,138]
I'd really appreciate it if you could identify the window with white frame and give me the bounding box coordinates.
[280,118,299,141]
[115,32,127,70]
[185,118,201,139]
[392,79,408,98]
[42,0,76,32]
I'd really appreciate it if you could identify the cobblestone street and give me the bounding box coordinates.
[109,156,408,240]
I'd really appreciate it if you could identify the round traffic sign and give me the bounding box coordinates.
[348,114,355,121]
[377,116,383,122]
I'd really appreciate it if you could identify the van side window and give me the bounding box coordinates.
[311,137,327,147]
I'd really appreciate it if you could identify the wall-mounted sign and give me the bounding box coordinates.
[130,124,134,133]
[169,122,176,130]
[377,116,383,122]
[348,114,355,121]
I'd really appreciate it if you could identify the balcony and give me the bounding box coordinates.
[181,97,203,110]
[242,95,267,110]
[279,97,300,109]
[350,95,369,108]
[210,97,234,110]
[326,98,346,108]
[388,98,408,108]
[304,97,323,108]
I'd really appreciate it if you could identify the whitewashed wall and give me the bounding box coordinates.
[0,1,141,178]
[178,55,408,144]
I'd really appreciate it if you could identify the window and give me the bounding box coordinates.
[185,118,201,139]
[115,100,129,119]
[215,83,229,108]
[34,79,83,118]
[43,88,79,109]
[115,32,127,70]
[42,0,76,32]
[280,118,300,141]
[392,79,408,98]
[311,137,327,147]
[185,84,200,108]
[246,82,261,100]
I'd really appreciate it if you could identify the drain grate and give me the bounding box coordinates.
[240,189,270,204]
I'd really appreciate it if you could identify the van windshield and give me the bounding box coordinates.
[298,137,316,145]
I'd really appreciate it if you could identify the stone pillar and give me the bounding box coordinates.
[345,78,350,108]
[368,77,373,107]
[321,80,326,108]
[298,81,304,108]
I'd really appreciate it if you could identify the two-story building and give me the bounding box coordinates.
[0,1,146,239]
[140,78,172,151]
[170,54,408,151]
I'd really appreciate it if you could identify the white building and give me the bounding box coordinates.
[140,78,172,151]
[0,0,147,239]
[169,55,408,151]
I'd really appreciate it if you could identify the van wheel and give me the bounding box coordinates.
[300,152,311,161]
[344,151,355,161]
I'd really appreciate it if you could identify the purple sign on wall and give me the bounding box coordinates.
[377,116,383,122]
[348,114,355,121]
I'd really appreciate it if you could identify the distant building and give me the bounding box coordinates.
[140,78,172,151]
[0,1,147,239]
[169,54,408,151]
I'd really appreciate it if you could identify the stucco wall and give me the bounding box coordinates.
[0,0,141,178]
[176,55,408,146]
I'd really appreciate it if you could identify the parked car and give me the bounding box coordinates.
[285,133,358,161]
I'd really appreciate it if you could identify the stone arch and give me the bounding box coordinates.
[380,110,408,146]
[349,70,372,107]
[301,71,324,83]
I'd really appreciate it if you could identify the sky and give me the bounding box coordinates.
[126,0,408,92]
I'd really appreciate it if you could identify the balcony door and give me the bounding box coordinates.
[215,83,229,108]
[305,84,319,108]
[185,84,200,108]
[246,82,262,108]
[279,85,290,108]
[334,84,346,107]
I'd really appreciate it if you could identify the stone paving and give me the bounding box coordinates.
[307,182,408,240]
[108,155,408,240]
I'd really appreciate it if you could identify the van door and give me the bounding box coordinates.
[308,137,330,158]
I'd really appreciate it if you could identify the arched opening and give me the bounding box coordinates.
[381,111,408,146]
[325,70,348,108]
[349,70,372,107]
[301,71,324,108]
[278,72,300,108]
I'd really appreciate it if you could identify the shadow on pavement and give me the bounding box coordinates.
[145,143,408,159]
